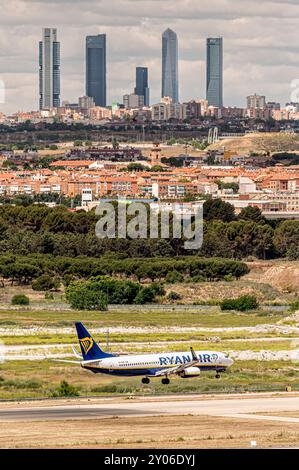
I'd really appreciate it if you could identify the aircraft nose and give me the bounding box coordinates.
[227,357,234,367]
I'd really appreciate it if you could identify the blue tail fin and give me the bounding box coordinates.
[75,322,113,360]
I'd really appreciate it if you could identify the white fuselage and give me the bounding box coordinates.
[83,350,233,377]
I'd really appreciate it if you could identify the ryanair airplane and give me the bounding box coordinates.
[57,322,234,385]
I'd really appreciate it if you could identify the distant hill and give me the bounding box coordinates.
[209,133,299,155]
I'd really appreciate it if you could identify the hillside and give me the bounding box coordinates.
[209,132,299,154]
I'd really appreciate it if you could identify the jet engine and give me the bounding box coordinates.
[179,367,201,378]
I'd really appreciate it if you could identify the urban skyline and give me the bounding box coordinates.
[0,0,298,114]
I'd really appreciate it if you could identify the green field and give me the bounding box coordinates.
[0,305,298,400]
[0,307,289,328]
[0,359,298,400]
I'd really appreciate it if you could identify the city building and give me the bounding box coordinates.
[247,94,266,109]
[78,96,95,111]
[151,97,186,121]
[266,102,281,111]
[123,93,144,109]
[206,38,223,108]
[184,100,202,120]
[135,67,150,106]
[162,28,179,103]
[86,34,106,107]
[39,28,60,109]
[88,106,112,121]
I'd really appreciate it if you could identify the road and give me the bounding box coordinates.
[0,393,298,423]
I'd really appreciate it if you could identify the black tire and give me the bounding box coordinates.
[142,377,150,384]
[215,373,221,379]
[162,378,170,385]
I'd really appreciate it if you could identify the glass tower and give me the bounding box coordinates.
[86,34,106,107]
[135,67,149,106]
[162,28,179,103]
[206,37,223,108]
[39,28,60,109]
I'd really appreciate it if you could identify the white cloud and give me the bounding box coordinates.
[0,0,298,113]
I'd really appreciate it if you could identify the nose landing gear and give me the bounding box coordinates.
[215,373,221,379]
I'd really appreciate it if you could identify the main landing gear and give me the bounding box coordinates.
[141,377,150,384]
[161,378,170,385]
[215,373,221,379]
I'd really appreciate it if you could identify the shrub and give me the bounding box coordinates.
[66,276,164,310]
[223,274,235,282]
[32,274,61,291]
[190,275,206,283]
[220,295,259,312]
[134,287,156,304]
[134,283,165,304]
[165,270,184,284]
[67,283,108,310]
[289,301,299,312]
[50,380,79,397]
[167,291,182,301]
[2,378,41,389]
[147,282,165,297]
[11,294,29,306]
[44,292,54,300]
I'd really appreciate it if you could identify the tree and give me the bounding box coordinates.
[1,263,41,285]
[254,224,275,260]
[203,198,235,222]
[239,206,265,224]
[32,274,61,291]
[123,163,147,172]
[65,277,163,310]
[215,180,239,194]
[165,270,184,283]
[273,220,299,257]
[66,281,108,310]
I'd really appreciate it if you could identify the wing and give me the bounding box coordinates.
[154,347,199,377]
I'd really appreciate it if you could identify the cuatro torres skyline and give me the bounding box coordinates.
[0,0,298,113]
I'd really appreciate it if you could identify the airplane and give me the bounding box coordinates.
[56,322,234,385]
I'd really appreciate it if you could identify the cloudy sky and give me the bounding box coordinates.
[0,0,299,114]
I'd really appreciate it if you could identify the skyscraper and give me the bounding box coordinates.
[39,28,60,109]
[86,34,106,107]
[162,28,179,103]
[135,67,149,106]
[206,37,223,108]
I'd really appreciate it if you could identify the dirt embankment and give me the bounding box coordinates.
[209,132,299,154]
[245,260,299,293]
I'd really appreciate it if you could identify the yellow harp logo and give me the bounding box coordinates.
[79,337,93,354]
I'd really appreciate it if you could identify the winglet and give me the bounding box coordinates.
[190,347,198,362]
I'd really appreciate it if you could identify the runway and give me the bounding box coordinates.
[0,393,298,423]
